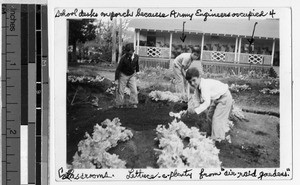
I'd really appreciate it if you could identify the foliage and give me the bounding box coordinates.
[72,118,133,169]
[149,90,187,102]
[94,20,114,63]
[68,75,105,83]
[105,86,116,95]
[69,19,97,45]
[268,67,278,78]
[259,88,279,95]
[105,85,131,96]
[263,78,279,88]
[204,70,273,81]
[81,19,131,63]
[68,18,131,64]
[155,119,221,168]
[230,105,246,120]
[229,84,251,93]
[137,67,174,82]
[68,19,97,63]
[67,74,114,93]
[169,110,187,119]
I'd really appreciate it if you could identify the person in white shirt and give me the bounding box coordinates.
[172,50,202,98]
[185,67,233,142]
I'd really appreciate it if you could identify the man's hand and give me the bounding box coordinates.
[182,107,196,118]
[187,107,196,114]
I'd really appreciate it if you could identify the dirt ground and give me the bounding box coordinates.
[67,90,279,168]
[67,64,279,168]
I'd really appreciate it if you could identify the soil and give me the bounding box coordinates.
[67,88,279,168]
[67,64,280,168]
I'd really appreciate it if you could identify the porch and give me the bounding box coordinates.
[137,46,273,66]
[132,25,279,72]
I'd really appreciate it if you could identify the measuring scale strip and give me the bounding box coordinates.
[2,4,48,185]
[2,4,21,185]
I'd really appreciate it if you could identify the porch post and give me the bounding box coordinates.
[169,32,173,59]
[237,37,242,63]
[271,39,275,66]
[133,29,137,53]
[200,34,204,60]
[237,37,242,75]
[234,37,238,62]
[137,29,140,55]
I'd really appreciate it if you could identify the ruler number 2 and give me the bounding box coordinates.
[9,129,17,135]
[42,59,47,66]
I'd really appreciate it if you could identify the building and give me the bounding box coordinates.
[128,18,279,74]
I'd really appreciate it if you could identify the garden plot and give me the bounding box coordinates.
[67,65,279,169]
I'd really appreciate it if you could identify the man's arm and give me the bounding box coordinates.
[194,86,210,114]
[180,67,186,78]
[180,57,191,77]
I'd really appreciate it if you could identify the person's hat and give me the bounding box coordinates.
[124,44,134,52]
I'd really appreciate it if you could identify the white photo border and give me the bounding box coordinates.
[49,2,293,184]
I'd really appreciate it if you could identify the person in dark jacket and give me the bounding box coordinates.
[115,44,139,108]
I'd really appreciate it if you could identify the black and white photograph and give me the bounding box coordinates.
[50,4,293,182]
[67,17,280,169]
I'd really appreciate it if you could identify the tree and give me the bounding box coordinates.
[93,20,113,63]
[93,19,130,64]
[70,18,132,64]
[68,19,97,63]
[111,18,117,64]
[118,18,123,64]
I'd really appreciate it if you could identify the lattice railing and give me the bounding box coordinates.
[139,47,272,65]
[248,54,263,64]
[138,46,170,58]
[202,50,235,63]
[147,47,161,58]
[211,51,226,62]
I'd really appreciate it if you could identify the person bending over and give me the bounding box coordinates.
[184,67,233,142]
[172,50,202,98]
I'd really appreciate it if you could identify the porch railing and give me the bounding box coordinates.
[202,50,272,65]
[138,46,170,58]
[239,53,272,65]
[137,47,273,66]
[202,50,235,63]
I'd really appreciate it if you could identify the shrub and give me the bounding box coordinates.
[268,67,278,78]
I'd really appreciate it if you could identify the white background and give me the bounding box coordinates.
[49,1,297,185]
[0,0,299,185]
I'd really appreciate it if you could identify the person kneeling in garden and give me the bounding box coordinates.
[115,44,139,108]
[185,67,233,142]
